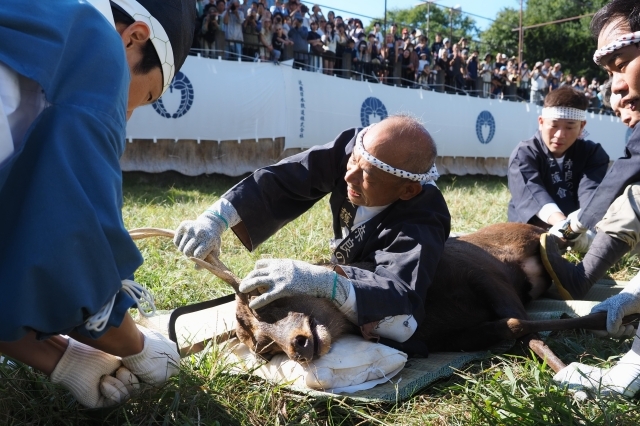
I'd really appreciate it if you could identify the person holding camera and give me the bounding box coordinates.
[202,6,220,58]
[530,61,548,105]
[223,0,245,60]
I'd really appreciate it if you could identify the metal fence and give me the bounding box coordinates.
[190,32,612,114]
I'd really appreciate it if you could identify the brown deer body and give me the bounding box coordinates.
[130,223,632,373]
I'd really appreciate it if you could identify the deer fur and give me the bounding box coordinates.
[129,223,634,373]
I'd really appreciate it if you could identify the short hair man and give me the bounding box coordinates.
[174,116,449,353]
[508,86,609,238]
[0,0,195,408]
[544,0,640,399]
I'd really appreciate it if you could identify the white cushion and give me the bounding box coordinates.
[227,334,407,393]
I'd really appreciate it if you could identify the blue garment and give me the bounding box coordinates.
[0,0,142,341]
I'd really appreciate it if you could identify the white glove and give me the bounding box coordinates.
[591,274,640,337]
[121,326,181,386]
[553,362,604,392]
[568,229,596,253]
[50,338,139,408]
[239,259,351,310]
[173,199,240,259]
[549,210,587,237]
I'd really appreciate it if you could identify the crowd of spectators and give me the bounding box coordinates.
[193,0,611,112]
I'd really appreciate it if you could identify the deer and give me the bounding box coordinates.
[129,223,639,374]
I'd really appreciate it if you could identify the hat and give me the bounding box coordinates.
[111,0,196,96]
[420,52,427,57]
[461,49,468,55]
[534,61,543,68]
[484,53,493,60]
[443,37,450,43]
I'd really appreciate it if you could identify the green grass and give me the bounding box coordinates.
[2,172,640,425]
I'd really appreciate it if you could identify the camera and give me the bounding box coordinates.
[230,4,236,11]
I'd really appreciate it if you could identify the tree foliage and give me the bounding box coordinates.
[480,0,610,79]
[366,3,479,45]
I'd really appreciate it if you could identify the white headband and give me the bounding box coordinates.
[112,0,175,95]
[355,126,439,183]
[593,31,640,65]
[541,106,586,121]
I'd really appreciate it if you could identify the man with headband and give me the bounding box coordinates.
[507,86,609,249]
[174,115,450,353]
[0,0,195,408]
[543,0,640,398]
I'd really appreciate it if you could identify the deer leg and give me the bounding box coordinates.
[500,313,640,339]
[519,334,567,373]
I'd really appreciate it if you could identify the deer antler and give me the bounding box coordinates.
[128,227,251,305]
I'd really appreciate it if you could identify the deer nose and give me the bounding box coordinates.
[292,335,314,363]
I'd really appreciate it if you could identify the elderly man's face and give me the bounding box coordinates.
[599,18,640,114]
[344,126,418,207]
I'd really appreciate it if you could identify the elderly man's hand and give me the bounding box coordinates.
[239,259,350,310]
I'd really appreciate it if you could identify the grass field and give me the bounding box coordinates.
[2,172,640,425]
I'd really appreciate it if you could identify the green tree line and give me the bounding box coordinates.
[369,0,609,80]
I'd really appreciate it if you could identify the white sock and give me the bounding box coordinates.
[120,326,180,385]
[50,338,133,408]
[599,335,640,397]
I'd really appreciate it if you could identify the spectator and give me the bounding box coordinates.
[258,17,274,61]
[335,23,349,72]
[372,22,384,46]
[449,43,465,92]
[466,50,478,93]
[418,62,434,90]
[530,61,547,105]
[316,16,326,36]
[282,15,291,33]
[203,0,217,16]
[431,33,443,57]
[270,0,287,16]
[271,24,291,61]
[417,51,429,74]
[551,62,563,82]
[288,14,309,69]
[519,61,531,99]
[201,6,220,58]
[243,9,260,60]
[458,37,469,51]
[350,19,364,42]
[223,0,245,60]
[479,53,493,97]
[321,22,338,75]
[541,58,552,78]
[492,65,508,97]
[366,33,381,80]
[327,10,335,25]
[353,39,367,76]
[311,4,324,23]
[388,22,400,41]
[494,53,507,70]
[307,19,323,71]
[401,27,410,43]
[561,73,573,87]
[400,48,415,87]
[442,37,452,58]
[241,0,251,15]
